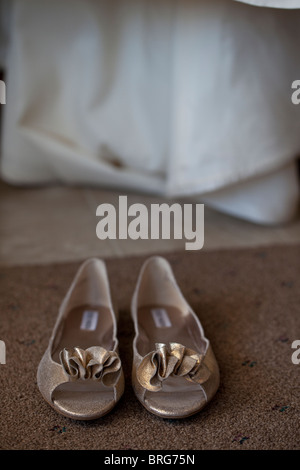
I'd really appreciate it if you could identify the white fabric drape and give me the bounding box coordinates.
[1,0,300,200]
[236,0,300,8]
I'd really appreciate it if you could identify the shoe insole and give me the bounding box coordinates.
[51,304,116,417]
[136,304,206,357]
[52,304,114,363]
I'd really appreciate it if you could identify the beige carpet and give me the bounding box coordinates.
[0,246,299,450]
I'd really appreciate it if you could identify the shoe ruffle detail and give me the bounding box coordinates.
[59,346,121,386]
[136,342,210,392]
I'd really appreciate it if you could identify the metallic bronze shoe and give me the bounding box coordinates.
[37,258,124,420]
[131,256,219,419]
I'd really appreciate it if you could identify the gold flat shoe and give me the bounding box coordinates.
[37,258,124,420]
[131,256,220,419]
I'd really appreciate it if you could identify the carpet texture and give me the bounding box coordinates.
[0,246,299,450]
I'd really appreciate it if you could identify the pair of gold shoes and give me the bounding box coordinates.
[37,256,220,420]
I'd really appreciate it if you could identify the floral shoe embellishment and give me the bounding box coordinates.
[136,342,210,392]
[60,346,121,386]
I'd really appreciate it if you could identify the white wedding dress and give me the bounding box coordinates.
[1,0,300,224]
